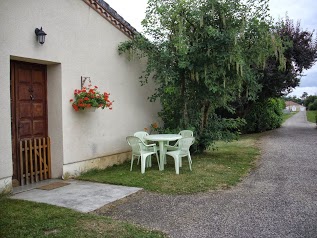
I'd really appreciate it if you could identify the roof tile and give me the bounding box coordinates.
[83,0,137,38]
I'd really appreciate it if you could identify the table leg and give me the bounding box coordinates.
[159,141,165,171]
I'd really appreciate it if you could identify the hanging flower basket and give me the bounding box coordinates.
[83,107,97,112]
[70,85,113,112]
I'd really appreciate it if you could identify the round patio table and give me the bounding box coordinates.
[144,134,181,171]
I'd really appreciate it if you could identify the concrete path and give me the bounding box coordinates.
[11,179,141,213]
[95,111,317,238]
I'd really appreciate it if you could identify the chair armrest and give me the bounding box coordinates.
[144,143,156,147]
[142,143,157,153]
[141,141,157,151]
[165,144,178,150]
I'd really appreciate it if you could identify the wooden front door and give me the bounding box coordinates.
[11,61,48,186]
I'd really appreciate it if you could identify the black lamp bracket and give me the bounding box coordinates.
[35,28,41,35]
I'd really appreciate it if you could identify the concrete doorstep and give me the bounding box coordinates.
[11,179,142,213]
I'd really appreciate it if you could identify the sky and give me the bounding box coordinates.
[105,0,317,97]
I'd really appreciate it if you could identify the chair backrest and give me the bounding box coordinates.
[178,137,195,154]
[134,131,149,143]
[126,136,142,155]
[179,130,193,138]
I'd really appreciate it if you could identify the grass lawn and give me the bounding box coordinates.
[282,111,297,123]
[306,110,317,123]
[78,134,260,195]
[1,134,260,237]
[0,197,166,238]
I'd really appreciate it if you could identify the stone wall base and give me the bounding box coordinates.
[0,152,132,193]
[63,151,131,178]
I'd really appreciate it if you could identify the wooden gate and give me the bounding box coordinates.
[19,137,51,185]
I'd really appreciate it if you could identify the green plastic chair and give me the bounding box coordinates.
[134,131,159,164]
[126,136,159,174]
[179,130,194,137]
[165,137,195,174]
[134,131,149,145]
[165,130,194,152]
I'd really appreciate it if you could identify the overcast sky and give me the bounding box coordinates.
[105,0,317,97]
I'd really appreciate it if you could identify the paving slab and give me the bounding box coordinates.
[11,179,142,213]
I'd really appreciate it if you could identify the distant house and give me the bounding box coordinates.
[0,0,160,193]
[285,101,305,112]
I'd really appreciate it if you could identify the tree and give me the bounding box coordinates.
[119,0,283,151]
[259,17,317,98]
[308,99,317,110]
[230,17,317,130]
[301,92,308,101]
[282,95,302,104]
[304,95,317,109]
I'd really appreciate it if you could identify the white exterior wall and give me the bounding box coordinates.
[0,0,160,192]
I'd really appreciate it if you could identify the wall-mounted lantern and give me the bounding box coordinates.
[35,27,47,45]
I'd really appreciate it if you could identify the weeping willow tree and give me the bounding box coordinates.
[119,0,285,152]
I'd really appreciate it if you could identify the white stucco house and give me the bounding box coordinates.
[0,0,160,193]
[285,101,305,112]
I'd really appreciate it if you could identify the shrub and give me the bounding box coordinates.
[308,99,317,111]
[244,98,284,133]
[304,95,317,108]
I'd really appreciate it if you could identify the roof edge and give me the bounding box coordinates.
[83,0,137,39]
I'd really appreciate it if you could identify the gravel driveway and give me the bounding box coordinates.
[95,111,317,238]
